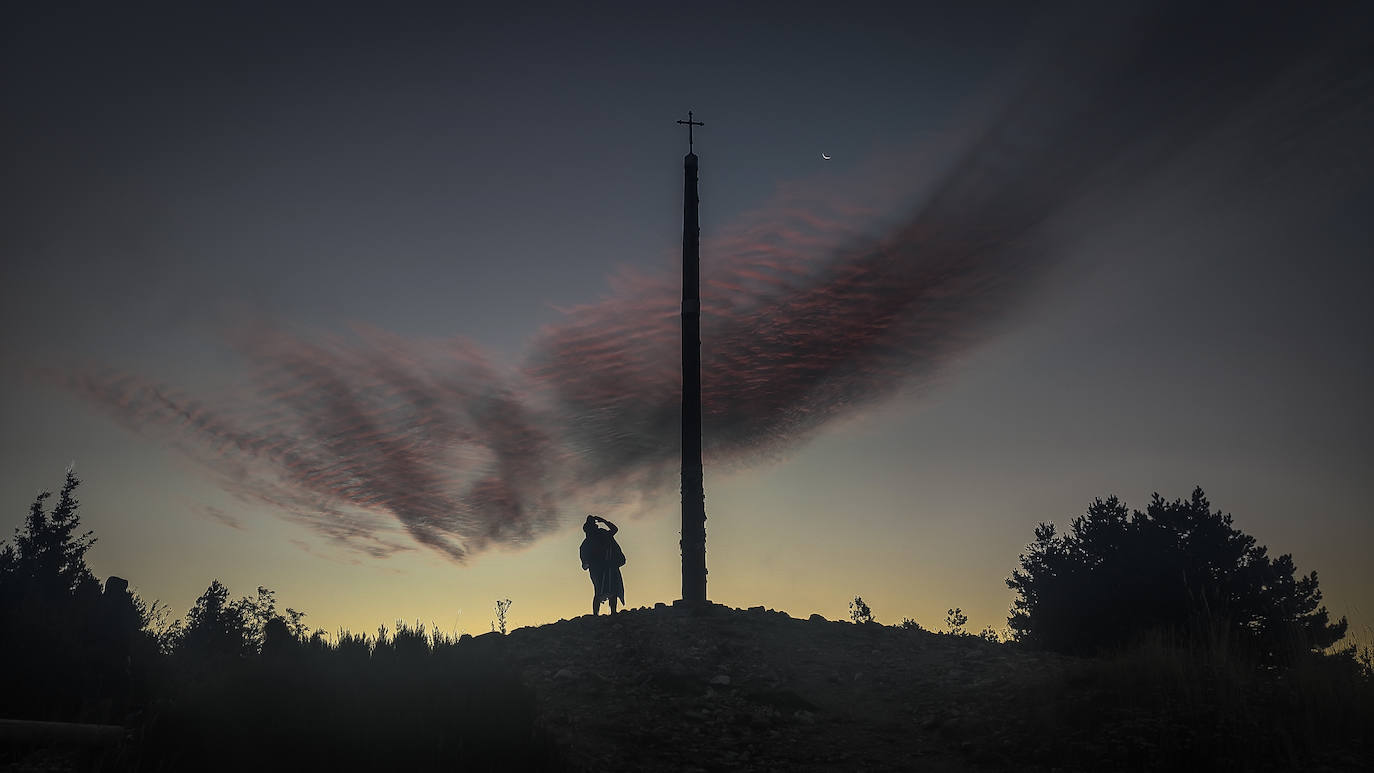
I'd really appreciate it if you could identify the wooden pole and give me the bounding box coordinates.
[677,111,707,604]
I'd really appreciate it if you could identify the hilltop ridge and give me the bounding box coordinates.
[493,603,1059,772]
[485,603,1368,772]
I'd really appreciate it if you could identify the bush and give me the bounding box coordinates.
[145,620,562,771]
[849,595,874,624]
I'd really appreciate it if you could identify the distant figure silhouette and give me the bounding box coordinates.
[579,515,626,615]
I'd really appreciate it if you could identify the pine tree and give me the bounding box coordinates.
[1,469,98,602]
[177,579,255,661]
[1006,487,1347,661]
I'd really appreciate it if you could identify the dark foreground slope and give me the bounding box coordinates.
[3,603,1368,772]
[493,604,1370,772]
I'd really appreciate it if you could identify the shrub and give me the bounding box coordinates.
[493,598,513,634]
[849,595,875,624]
[945,607,969,635]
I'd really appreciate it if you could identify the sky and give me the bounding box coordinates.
[2,1,1372,641]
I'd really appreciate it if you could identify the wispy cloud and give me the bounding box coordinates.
[202,505,245,531]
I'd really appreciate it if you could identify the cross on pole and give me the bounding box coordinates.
[676,108,707,605]
[677,110,704,153]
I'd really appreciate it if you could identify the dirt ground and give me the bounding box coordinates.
[497,603,1065,772]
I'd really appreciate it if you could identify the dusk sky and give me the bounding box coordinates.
[3,1,1371,641]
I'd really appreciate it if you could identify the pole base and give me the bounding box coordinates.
[672,598,716,614]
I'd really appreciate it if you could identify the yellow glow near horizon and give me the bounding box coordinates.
[69,401,1374,654]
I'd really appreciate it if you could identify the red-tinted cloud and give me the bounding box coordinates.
[54,4,1361,561]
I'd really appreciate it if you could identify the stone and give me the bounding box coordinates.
[808,614,826,623]
[554,668,575,681]
[710,674,731,686]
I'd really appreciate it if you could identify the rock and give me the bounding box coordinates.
[808,614,826,623]
[654,602,666,609]
[748,605,766,612]
[853,672,864,682]
[710,674,731,686]
[554,668,575,681]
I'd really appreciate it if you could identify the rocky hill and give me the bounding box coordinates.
[483,603,1369,772]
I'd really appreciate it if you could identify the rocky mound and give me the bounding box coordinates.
[484,603,1369,772]
[489,603,1061,772]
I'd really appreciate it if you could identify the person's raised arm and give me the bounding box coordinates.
[600,517,618,536]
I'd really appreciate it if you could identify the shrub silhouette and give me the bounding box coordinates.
[849,595,874,624]
[493,598,513,634]
[1007,487,1347,660]
[175,580,255,664]
[145,615,561,771]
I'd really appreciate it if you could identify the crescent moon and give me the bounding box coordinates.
[821,153,831,160]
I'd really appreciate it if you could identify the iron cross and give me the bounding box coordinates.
[677,110,704,153]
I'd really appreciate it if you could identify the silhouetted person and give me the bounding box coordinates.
[579,515,625,615]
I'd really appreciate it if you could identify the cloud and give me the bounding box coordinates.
[202,505,245,531]
[51,3,1371,562]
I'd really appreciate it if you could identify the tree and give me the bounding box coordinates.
[0,470,156,721]
[1,469,98,601]
[177,580,254,661]
[849,595,874,624]
[176,581,307,661]
[1006,487,1347,661]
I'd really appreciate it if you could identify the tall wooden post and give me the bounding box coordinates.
[677,111,707,604]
